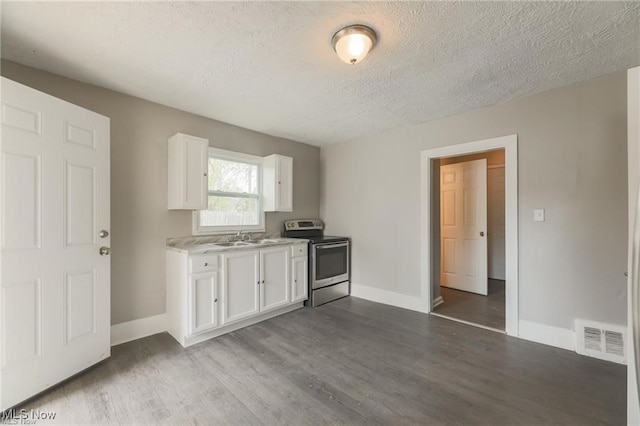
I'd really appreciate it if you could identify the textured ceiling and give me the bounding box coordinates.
[2,1,639,146]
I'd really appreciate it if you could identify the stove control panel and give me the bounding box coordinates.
[284,219,323,231]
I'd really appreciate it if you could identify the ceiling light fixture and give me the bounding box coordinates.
[331,24,377,65]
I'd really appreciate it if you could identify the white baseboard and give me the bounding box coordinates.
[432,296,444,309]
[518,319,575,351]
[111,313,168,346]
[351,283,429,313]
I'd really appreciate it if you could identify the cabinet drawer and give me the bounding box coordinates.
[291,244,307,258]
[189,254,218,273]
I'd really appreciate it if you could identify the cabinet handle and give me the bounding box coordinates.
[257,281,260,285]
[204,173,207,177]
[214,298,218,303]
[262,280,265,284]
[204,262,208,266]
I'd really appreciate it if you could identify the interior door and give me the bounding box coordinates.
[488,166,506,280]
[440,159,488,295]
[0,77,110,410]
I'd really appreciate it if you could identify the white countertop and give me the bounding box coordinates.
[166,236,308,255]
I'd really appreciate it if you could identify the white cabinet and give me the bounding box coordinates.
[168,133,209,210]
[221,250,260,324]
[291,244,308,303]
[263,154,293,212]
[260,247,291,312]
[189,272,219,335]
[166,251,220,346]
[167,242,307,347]
[222,246,290,323]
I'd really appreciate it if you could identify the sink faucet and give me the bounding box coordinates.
[228,230,247,242]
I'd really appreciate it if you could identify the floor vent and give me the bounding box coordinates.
[575,319,626,364]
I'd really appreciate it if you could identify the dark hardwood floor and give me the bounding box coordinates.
[12,297,625,425]
[435,279,506,330]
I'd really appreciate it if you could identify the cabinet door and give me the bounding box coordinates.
[260,247,290,312]
[291,256,308,303]
[168,133,208,210]
[263,154,292,212]
[276,155,293,211]
[189,272,218,335]
[221,251,260,324]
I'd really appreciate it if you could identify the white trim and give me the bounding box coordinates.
[628,65,640,426]
[430,312,505,334]
[110,313,167,346]
[192,147,266,235]
[432,296,444,308]
[209,147,264,164]
[518,319,574,351]
[351,284,428,313]
[180,303,303,347]
[420,134,519,336]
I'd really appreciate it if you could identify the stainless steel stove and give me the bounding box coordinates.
[283,220,350,307]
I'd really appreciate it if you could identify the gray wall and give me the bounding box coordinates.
[1,59,321,325]
[321,72,628,329]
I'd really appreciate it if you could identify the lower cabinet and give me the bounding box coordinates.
[291,244,308,303]
[167,243,307,348]
[259,247,291,313]
[222,246,290,325]
[189,272,219,335]
[221,250,260,324]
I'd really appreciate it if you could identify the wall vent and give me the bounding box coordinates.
[575,319,626,364]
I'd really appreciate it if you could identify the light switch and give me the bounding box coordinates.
[534,209,545,222]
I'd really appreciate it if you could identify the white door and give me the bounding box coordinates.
[291,256,308,303]
[0,77,111,410]
[440,159,488,295]
[276,155,293,212]
[221,250,259,324]
[487,166,506,280]
[189,272,218,335]
[260,247,290,312]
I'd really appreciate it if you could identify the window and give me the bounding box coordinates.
[194,148,264,234]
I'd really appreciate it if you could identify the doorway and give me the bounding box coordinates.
[433,150,505,331]
[419,135,518,336]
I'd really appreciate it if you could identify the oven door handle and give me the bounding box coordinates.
[316,242,349,249]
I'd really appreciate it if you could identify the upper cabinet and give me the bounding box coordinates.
[263,154,293,212]
[168,133,208,210]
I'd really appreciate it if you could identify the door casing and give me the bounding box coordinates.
[420,134,519,336]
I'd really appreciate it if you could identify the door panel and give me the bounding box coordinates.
[1,281,42,365]
[1,152,41,250]
[261,248,290,312]
[65,162,95,247]
[1,102,41,134]
[0,77,110,410]
[190,273,218,335]
[440,159,488,295]
[292,257,308,303]
[64,271,96,344]
[65,121,97,149]
[222,251,259,324]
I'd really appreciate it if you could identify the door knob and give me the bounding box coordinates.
[99,230,109,238]
[99,247,111,256]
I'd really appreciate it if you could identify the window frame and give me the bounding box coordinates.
[192,147,265,235]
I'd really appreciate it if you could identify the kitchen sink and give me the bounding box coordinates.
[213,241,253,247]
[245,239,280,244]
